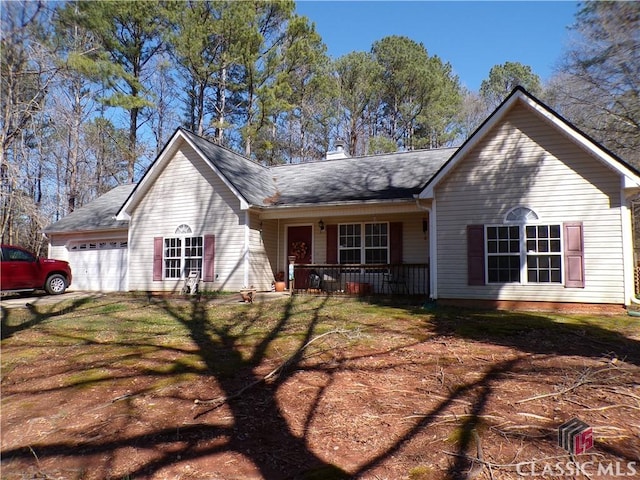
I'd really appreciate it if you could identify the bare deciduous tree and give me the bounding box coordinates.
[550,1,640,167]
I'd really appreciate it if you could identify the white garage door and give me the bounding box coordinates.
[68,240,128,292]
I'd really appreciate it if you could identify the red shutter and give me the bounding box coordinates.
[326,224,337,263]
[467,225,485,286]
[564,222,585,288]
[203,234,215,282]
[153,237,163,281]
[389,222,403,264]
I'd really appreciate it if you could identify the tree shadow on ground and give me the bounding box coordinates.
[1,295,95,340]
[136,294,351,480]
[425,305,640,366]
[392,304,640,478]
[355,298,640,477]
[2,296,638,479]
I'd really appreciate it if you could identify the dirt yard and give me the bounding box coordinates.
[1,295,639,479]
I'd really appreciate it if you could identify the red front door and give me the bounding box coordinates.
[287,225,312,289]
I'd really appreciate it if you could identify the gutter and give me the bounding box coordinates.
[260,198,416,210]
[43,226,130,236]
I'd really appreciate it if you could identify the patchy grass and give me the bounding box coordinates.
[2,294,639,480]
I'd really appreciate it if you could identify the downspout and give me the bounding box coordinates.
[415,198,436,300]
[244,210,250,288]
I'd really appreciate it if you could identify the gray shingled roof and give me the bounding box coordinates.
[181,129,278,206]
[46,130,456,234]
[184,128,454,206]
[44,184,135,233]
[182,129,454,206]
[270,149,455,205]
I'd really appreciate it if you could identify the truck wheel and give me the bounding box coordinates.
[45,274,68,295]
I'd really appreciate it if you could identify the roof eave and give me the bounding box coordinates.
[115,129,256,220]
[419,87,640,199]
[259,197,416,210]
[116,129,185,220]
[43,225,129,236]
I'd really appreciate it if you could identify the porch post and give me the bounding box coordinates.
[429,200,437,299]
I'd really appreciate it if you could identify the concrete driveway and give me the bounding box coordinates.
[0,291,102,309]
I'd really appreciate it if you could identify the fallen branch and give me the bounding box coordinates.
[586,404,640,412]
[516,364,620,404]
[600,386,640,402]
[194,328,350,407]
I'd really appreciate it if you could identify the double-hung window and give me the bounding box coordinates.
[164,237,182,279]
[485,208,562,284]
[339,222,388,264]
[525,225,561,283]
[487,226,521,282]
[163,224,203,279]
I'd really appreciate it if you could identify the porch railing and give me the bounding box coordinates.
[290,263,429,296]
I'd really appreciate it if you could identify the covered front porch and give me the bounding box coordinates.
[289,263,429,296]
[255,197,434,297]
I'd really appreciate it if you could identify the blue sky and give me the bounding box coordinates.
[295,1,580,91]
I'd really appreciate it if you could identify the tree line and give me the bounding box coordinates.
[1,1,638,253]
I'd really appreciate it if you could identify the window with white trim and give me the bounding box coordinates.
[339,222,388,264]
[487,225,521,282]
[486,208,562,284]
[164,225,203,279]
[525,225,561,283]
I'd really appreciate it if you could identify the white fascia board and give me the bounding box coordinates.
[115,130,185,220]
[258,199,417,220]
[521,95,640,188]
[180,135,253,210]
[45,226,129,237]
[419,91,523,200]
[116,129,253,219]
[624,177,640,190]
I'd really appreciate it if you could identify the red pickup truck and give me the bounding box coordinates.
[1,245,72,295]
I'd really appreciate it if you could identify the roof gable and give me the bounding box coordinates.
[117,128,455,218]
[180,129,277,206]
[419,87,640,199]
[116,128,276,219]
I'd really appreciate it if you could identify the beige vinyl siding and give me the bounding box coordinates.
[128,142,246,292]
[261,219,282,279]
[435,103,625,304]
[248,211,276,290]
